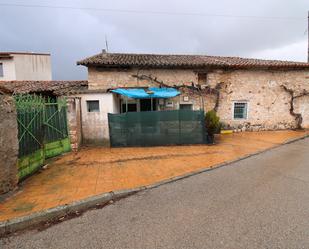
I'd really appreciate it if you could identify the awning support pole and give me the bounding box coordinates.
[126,97,128,113]
[151,98,153,111]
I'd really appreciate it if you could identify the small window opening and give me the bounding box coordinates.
[198,73,207,84]
[87,100,100,112]
[233,102,248,119]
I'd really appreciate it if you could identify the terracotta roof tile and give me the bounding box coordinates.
[0,81,88,96]
[77,52,309,69]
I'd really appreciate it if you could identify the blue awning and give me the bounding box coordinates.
[111,87,180,99]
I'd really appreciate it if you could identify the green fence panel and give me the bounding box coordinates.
[108,110,206,147]
[44,137,71,159]
[14,95,71,180]
[17,149,45,180]
[15,95,43,157]
[44,103,68,143]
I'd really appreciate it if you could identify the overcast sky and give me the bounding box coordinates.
[0,0,308,80]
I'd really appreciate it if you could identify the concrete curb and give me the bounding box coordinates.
[1,133,308,237]
[0,187,146,237]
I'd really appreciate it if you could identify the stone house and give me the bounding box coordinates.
[66,51,309,148]
[2,52,309,150]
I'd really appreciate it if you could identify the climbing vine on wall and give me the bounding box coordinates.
[281,85,309,129]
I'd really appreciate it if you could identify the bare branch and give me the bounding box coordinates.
[132,73,224,112]
[281,85,306,129]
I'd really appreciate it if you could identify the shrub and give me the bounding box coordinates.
[205,110,221,143]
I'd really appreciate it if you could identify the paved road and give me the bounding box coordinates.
[1,138,309,249]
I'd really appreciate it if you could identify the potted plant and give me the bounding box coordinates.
[205,110,221,144]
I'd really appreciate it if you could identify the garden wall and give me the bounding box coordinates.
[0,94,18,194]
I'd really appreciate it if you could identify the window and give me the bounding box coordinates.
[122,103,137,113]
[198,72,207,84]
[0,63,3,77]
[233,102,248,119]
[180,104,193,110]
[140,99,157,112]
[87,100,100,112]
[120,99,138,113]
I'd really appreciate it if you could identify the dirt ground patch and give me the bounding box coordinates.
[0,130,308,222]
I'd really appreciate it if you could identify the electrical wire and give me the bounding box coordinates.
[0,2,305,21]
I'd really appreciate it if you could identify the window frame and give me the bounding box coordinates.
[86,100,100,113]
[121,103,137,113]
[179,103,193,110]
[120,98,139,113]
[0,63,3,77]
[232,101,248,120]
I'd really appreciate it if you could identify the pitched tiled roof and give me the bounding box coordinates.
[77,52,309,70]
[0,81,88,96]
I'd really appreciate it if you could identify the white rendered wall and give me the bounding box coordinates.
[14,54,52,80]
[0,59,16,80]
[76,93,119,145]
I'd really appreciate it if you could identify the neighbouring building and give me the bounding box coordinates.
[0,52,52,81]
[65,51,309,148]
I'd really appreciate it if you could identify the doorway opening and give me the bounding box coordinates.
[140,99,157,112]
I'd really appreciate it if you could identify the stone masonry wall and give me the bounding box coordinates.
[0,94,18,195]
[88,67,309,130]
[207,70,309,130]
[294,95,309,128]
[88,67,197,90]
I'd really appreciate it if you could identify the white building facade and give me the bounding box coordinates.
[0,52,52,81]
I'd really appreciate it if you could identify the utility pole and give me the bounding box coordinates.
[307,11,309,63]
[105,35,109,53]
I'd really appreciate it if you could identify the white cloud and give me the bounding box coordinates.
[248,39,308,62]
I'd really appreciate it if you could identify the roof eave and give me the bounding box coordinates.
[75,62,309,71]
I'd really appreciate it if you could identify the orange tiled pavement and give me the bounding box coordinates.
[0,130,308,222]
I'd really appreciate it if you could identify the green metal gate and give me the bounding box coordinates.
[15,95,71,180]
[108,110,206,147]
